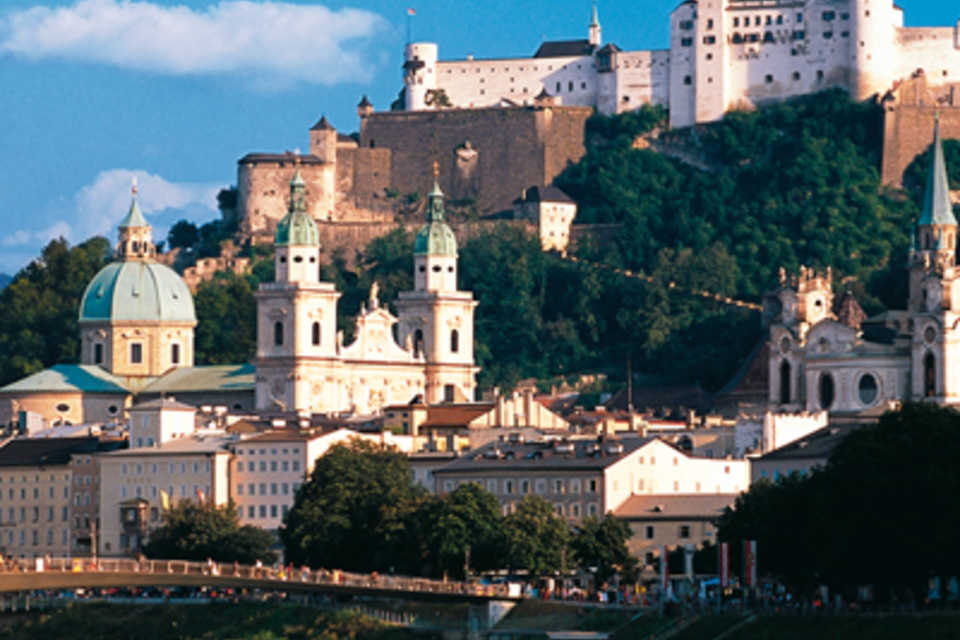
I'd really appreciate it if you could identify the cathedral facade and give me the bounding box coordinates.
[254,166,478,415]
[767,120,960,414]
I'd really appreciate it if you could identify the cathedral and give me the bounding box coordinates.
[254,162,478,415]
[767,119,959,414]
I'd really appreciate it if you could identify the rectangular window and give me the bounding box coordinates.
[588,479,598,493]
[646,525,655,539]
[505,480,514,495]
[130,343,143,364]
[282,483,289,495]
[237,484,244,496]
[680,525,691,538]
[259,505,267,518]
[248,483,255,495]
[554,479,564,494]
[237,461,244,472]
[259,483,266,495]
[270,461,278,472]
[680,37,693,47]
[171,343,180,364]
[248,506,255,518]
[521,480,530,494]
[270,505,278,518]
[292,461,300,472]
[281,461,289,472]
[270,483,278,496]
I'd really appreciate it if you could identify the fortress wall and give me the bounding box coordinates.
[359,106,591,214]
[237,160,335,234]
[881,77,960,187]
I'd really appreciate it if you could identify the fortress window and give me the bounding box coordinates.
[822,11,835,21]
[841,12,849,20]
[776,15,783,25]
[279,256,287,263]
[765,74,774,83]
[755,16,761,26]
[581,82,587,89]
[274,321,284,347]
[733,17,739,27]
[796,13,803,22]
[171,344,180,365]
[419,265,426,272]
[94,343,103,364]
[816,69,824,82]
[312,322,321,346]
[684,75,692,85]
[679,20,693,30]
[556,82,561,92]
[130,343,142,364]
[792,71,801,81]
[706,18,714,29]
[823,31,833,39]
[568,81,574,91]
[763,32,775,43]
[732,33,743,44]
[451,330,459,353]
[792,30,805,40]
[841,31,849,38]
[765,15,772,25]
[681,37,693,47]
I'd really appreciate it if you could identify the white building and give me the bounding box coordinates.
[255,166,478,415]
[401,2,960,128]
[513,186,578,253]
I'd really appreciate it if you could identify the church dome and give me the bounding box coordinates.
[414,221,458,256]
[79,261,196,324]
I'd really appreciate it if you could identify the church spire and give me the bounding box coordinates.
[116,177,154,260]
[588,1,602,46]
[426,160,445,223]
[919,114,957,228]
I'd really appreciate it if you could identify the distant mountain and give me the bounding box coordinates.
[0,274,11,291]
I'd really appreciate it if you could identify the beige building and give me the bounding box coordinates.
[513,186,578,253]
[750,423,858,484]
[432,437,748,523]
[0,437,107,558]
[614,493,737,564]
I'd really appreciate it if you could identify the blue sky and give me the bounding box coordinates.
[0,0,956,274]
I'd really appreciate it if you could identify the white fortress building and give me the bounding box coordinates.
[401,1,960,128]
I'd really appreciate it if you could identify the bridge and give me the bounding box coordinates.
[0,557,521,605]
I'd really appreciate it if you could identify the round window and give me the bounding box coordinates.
[858,374,878,406]
[925,326,937,344]
[55,403,70,412]
[107,405,118,415]
[294,256,303,263]
[432,265,442,272]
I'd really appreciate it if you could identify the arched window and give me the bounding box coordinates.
[779,359,791,404]
[818,373,835,410]
[312,322,321,346]
[413,329,424,358]
[274,321,284,347]
[94,343,103,365]
[450,329,459,354]
[925,352,937,397]
[171,343,180,365]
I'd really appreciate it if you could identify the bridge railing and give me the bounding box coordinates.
[0,557,514,599]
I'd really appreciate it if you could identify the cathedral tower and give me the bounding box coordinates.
[397,164,479,403]
[255,167,341,412]
[909,117,960,401]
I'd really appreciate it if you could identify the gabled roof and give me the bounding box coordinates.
[129,398,196,412]
[421,403,495,428]
[435,438,652,473]
[533,40,596,58]
[0,365,130,395]
[522,185,575,204]
[140,364,255,395]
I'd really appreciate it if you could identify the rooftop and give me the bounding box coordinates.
[238,153,325,166]
[755,424,860,462]
[421,404,495,428]
[0,365,130,395]
[435,438,651,473]
[129,398,196,412]
[103,434,234,457]
[533,39,596,58]
[614,493,738,521]
[0,437,104,467]
[140,364,255,395]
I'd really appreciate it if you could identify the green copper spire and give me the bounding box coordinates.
[118,177,149,228]
[414,161,457,256]
[918,115,958,228]
[275,165,320,246]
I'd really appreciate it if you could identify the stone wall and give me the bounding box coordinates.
[882,75,960,186]
[359,106,592,214]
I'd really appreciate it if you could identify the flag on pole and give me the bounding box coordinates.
[160,490,170,511]
[743,540,757,588]
[407,8,416,15]
[195,488,205,504]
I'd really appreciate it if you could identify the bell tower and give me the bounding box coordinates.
[397,163,479,403]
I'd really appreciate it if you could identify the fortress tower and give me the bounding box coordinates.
[403,42,438,111]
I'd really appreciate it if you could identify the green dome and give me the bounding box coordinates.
[79,261,196,324]
[275,211,320,246]
[414,222,458,256]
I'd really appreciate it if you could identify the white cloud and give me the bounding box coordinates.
[0,0,390,87]
[0,169,223,270]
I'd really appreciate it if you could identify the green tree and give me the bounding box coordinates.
[0,237,111,386]
[143,499,275,564]
[193,272,257,364]
[411,483,504,579]
[502,496,570,576]
[167,220,199,250]
[571,514,638,583]
[280,440,425,572]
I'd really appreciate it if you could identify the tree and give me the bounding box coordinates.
[167,220,199,250]
[502,496,570,576]
[193,272,257,364]
[144,500,275,564]
[0,237,111,386]
[280,440,425,572]
[571,514,638,583]
[411,483,504,579]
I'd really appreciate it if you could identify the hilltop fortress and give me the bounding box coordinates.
[231,1,960,247]
[403,1,960,129]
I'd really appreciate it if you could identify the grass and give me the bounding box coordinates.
[0,602,439,640]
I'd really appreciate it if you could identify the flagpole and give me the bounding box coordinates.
[406,8,415,45]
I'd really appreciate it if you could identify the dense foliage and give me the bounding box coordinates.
[0,604,427,640]
[0,237,111,385]
[717,403,960,599]
[281,441,633,581]
[144,499,275,564]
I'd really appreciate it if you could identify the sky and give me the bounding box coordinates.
[0,0,957,274]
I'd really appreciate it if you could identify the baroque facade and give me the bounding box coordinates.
[254,165,478,415]
[401,1,960,128]
[767,119,960,414]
